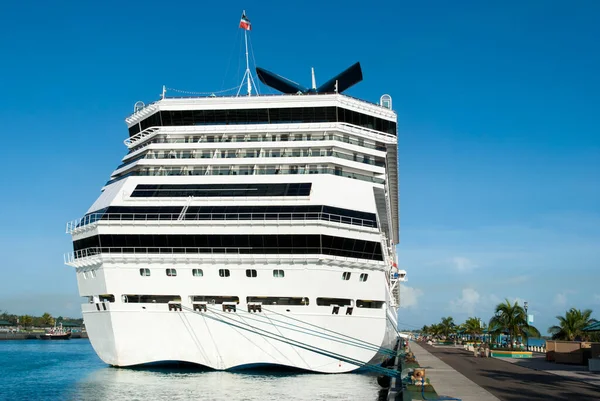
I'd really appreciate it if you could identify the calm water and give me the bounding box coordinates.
[0,340,386,401]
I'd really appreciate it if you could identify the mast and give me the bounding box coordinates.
[236,10,256,97]
[244,28,251,96]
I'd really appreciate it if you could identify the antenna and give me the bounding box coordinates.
[161,85,166,100]
[311,67,316,90]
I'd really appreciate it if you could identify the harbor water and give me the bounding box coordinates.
[0,339,386,401]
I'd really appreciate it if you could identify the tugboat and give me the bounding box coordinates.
[40,323,71,340]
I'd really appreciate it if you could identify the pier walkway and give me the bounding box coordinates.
[420,343,600,401]
[499,356,600,388]
[410,342,500,401]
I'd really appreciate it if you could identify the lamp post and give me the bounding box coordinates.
[524,301,529,351]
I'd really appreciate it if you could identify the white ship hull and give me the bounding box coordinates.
[83,303,397,372]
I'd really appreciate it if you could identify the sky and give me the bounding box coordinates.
[0,1,598,333]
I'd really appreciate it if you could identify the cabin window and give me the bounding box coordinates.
[342,272,351,280]
[191,296,238,304]
[99,294,115,303]
[192,269,203,277]
[166,268,177,277]
[219,269,230,278]
[246,269,257,278]
[140,268,151,277]
[316,298,352,306]
[123,295,181,304]
[247,296,309,306]
[273,269,285,278]
[357,300,384,309]
[359,273,368,282]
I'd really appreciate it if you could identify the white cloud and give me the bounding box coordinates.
[400,285,423,308]
[452,257,478,272]
[554,293,567,307]
[450,288,481,315]
[553,290,577,308]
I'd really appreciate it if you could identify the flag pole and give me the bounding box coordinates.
[244,26,251,96]
[242,10,252,96]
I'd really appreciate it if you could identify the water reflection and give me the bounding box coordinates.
[73,366,384,401]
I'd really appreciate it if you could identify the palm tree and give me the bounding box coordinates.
[421,325,430,336]
[462,317,484,340]
[439,316,456,339]
[429,323,443,338]
[548,308,597,341]
[41,313,55,327]
[489,299,540,348]
[20,315,33,328]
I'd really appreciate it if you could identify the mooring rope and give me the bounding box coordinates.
[260,306,397,356]
[232,306,396,357]
[181,305,400,377]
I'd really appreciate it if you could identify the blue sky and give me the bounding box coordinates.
[0,1,598,332]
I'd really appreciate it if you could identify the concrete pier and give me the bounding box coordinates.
[409,342,500,401]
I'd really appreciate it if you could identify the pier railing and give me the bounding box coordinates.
[66,211,378,234]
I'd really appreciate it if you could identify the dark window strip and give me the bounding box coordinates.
[72,234,383,261]
[129,107,396,137]
[131,183,311,198]
[76,205,377,229]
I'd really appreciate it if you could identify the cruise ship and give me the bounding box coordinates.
[65,29,404,372]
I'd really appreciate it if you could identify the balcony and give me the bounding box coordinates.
[66,210,378,234]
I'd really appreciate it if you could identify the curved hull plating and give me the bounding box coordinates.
[83,304,398,373]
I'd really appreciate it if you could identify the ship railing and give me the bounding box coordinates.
[65,246,384,262]
[124,127,161,147]
[125,93,395,124]
[117,149,386,169]
[125,130,389,155]
[124,122,395,149]
[105,166,385,187]
[66,211,378,234]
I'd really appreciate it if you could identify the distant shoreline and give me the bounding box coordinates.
[0,332,88,341]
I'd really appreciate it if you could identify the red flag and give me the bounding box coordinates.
[239,12,251,31]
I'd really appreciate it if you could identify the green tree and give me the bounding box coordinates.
[421,325,430,335]
[489,299,540,348]
[41,313,55,327]
[0,311,18,325]
[20,315,33,328]
[440,316,456,339]
[429,323,443,338]
[548,308,597,341]
[463,317,484,336]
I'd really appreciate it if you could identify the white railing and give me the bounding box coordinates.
[124,93,396,125]
[124,127,161,147]
[66,211,378,234]
[124,122,396,149]
[105,166,385,186]
[64,246,384,264]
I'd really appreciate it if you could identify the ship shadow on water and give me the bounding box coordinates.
[73,361,386,401]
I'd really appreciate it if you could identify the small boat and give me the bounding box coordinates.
[40,323,71,340]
